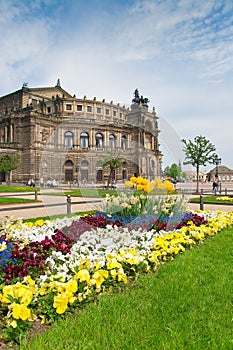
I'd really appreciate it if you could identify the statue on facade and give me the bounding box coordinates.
[132,89,150,106]
[39,99,46,114]
[132,89,140,104]
[54,95,61,114]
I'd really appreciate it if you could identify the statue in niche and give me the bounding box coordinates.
[41,129,49,142]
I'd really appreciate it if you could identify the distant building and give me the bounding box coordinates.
[0,82,162,184]
[184,165,233,183]
[183,170,206,182]
[207,165,233,182]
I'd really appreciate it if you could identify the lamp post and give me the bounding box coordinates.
[215,157,221,177]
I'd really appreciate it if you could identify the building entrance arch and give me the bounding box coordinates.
[64,160,74,182]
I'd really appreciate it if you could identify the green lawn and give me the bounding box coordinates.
[20,227,233,350]
[0,186,39,192]
[0,197,37,204]
[190,196,233,205]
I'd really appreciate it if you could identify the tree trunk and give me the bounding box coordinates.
[196,166,199,193]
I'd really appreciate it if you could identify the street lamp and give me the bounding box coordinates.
[215,157,221,177]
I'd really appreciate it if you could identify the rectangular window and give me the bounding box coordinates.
[66,104,72,110]
[47,106,51,113]
[120,113,122,118]
[97,107,102,114]
[32,99,38,105]
[113,111,117,117]
[105,109,110,115]
[77,105,82,111]
[87,106,92,112]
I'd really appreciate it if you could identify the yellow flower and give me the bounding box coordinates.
[117,268,128,284]
[12,303,31,321]
[130,176,137,183]
[0,241,7,252]
[130,196,138,205]
[34,219,45,227]
[124,181,134,188]
[1,283,34,306]
[65,279,78,294]
[78,259,91,270]
[110,269,117,280]
[107,257,122,270]
[91,270,109,288]
[40,315,46,324]
[136,184,144,191]
[164,180,175,192]
[75,269,91,286]
[53,294,69,314]
[141,178,149,185]
[10,320,17,328]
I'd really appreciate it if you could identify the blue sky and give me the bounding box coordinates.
[0,0,233,172]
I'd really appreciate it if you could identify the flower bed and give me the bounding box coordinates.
[0,178,233,344]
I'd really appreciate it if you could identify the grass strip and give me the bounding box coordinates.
[190,196,233,205]
[0,186,39,192]
[0,198,37,204]
[21,227,233,350]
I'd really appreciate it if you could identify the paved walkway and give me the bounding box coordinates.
[0,192,102,220]
[0,192,232,221]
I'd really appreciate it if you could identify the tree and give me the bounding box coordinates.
[0,154,19,182]
[170,163,182,181]
[101,150,123,188]
[163,165,171,178]
[181,135,217,193]
[163,163,183,182]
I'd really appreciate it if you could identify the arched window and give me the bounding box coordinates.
[80,132,89,148]
[96,160,103,182]
[64,131,73,148]
[64,160,73,182]
[121,135,127,150]
[81,160,89,181]
[96,133,104,148]
[65,160,73,167]
[109,134,116,149]
[81,160,89,167]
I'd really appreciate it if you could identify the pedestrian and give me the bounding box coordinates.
[40,177,44,187]
[212,176,218,192]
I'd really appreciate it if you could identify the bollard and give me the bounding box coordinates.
[200,195,204,210]
[67,195,71,215]
[34,190,38,200]
[225,188,227,195]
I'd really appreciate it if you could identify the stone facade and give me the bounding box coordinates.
[0,82,162,185]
